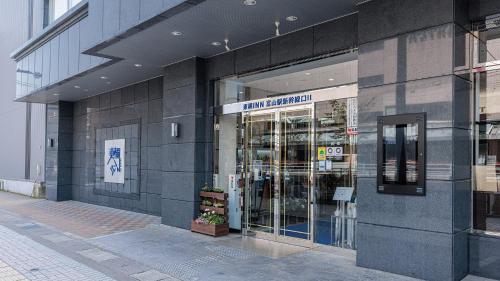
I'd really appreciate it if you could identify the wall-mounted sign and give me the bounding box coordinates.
[347,98,358,128]
[347,127,358,135]
[104,139,125,184]
[333,187,354,201]
[326,147,335,157]
[333,147,343,157]
[318,147,327,160]
[241,93,312,112]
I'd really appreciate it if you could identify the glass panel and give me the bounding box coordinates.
[53,0,68,21]
[314,99,357,247]
[245,113,275,233]
[215,55,358,106]
[473,69,500,234]
[382,123,419,185]
[280,109,311,240]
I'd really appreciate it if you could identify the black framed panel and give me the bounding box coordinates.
[377,113,426,196]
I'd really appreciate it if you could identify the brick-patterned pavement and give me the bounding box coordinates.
[0,192,160,238]
[0,259,28,281]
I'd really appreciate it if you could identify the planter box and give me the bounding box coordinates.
[191,221,229,237]
[200,191,226,201]
[200,205,225,215]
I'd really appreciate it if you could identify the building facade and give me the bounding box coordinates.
[0,0,46,183]
[8,0,500,280]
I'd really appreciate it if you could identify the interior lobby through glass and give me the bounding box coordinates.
[213,54,358,247]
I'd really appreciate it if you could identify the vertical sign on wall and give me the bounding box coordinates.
[104,139,125,184]
[347,98,358,135]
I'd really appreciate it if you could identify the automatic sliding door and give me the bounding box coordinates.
[244,113,276,234]
[279,109,312,240]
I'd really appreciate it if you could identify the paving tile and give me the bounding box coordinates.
[0,192,160,238]
[41,234,72,243]
[130,269,173,281]
[78,248,119,262]
[0,225,115,281]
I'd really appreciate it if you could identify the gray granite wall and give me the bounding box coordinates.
[355,0,471,280]
[46,101,74,201]
[72,77,163,216]
[161,58,213,229]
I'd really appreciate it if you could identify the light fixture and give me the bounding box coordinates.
[100,76,108,80]
[134,63,142,68]
[328,78,335,81]
[171,31,182,36]
[74,85,80,89]
[243,0,256,6]
[53,93,59,96]
[286,16,298,22]
[275,21,280,36]
[211,41,221,46]
[171,123,179,137]
[224,38,230,51]
[305,72,311,75]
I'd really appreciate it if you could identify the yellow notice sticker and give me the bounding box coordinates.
[318,147,326,161]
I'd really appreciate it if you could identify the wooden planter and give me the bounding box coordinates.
[191,221,229,237]
[200,205,225,215]
[199,191,226,200]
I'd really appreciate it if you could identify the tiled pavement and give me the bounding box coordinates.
[0,191,160,238]
[0,259,28,281]
[0,225,114,281]
[0,191,495,281]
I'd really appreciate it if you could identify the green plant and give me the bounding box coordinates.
[197,210,225,225]
[213,202,224,208]
[202,199,213,206]
[201,183,212,192]
[212,187,224,193]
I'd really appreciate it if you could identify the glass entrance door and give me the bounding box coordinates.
[244,113,276,234]
[243,106,312,243]
[279,109,312,240]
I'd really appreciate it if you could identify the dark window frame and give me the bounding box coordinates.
[377,113,426,196]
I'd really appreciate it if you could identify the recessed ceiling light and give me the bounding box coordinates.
[134,63,142,68]
[305,72,311,75]
[171,31,182,36]
[328,78,335,81]
[74,85,80,89]
[243,0,256,6]
[286,16,298,22]
[53,93,59,96]
[100,76,108,80]
[211,41,221,46]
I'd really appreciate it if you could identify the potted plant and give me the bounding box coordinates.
[191,210,229,237]
[200,183,226,200]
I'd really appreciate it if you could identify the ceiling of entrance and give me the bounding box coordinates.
[26,0,357,103]
[97,0,356,65]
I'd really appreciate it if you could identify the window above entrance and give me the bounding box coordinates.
[215,52,357,107]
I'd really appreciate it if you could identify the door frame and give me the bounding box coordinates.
[242,104,315,247]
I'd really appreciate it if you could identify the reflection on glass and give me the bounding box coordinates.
[245,114,275,233]
[314,99,357,248]
[382,123,418,185]
[474,68,500,234]
[280,110,311,240]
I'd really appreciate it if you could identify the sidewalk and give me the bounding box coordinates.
[0,191,493,281]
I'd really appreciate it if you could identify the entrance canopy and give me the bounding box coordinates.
[15,0,356,103]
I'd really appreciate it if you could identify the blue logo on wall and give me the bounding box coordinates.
[107,147,121,176]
